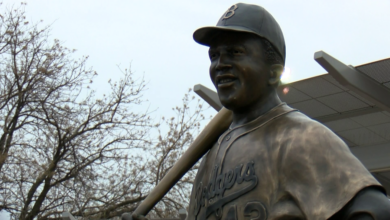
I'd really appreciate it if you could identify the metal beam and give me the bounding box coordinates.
[314,51,390,112]
[351,143,390,173]
[193,84,222,111]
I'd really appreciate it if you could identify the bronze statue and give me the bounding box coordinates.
[123,3,390,220]
[187,3,390,220]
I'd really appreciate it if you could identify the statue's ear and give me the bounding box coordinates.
[268,64,284,87]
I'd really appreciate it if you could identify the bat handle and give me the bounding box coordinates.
[123,108,232,219]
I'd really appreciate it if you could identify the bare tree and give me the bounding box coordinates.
[0,4,207,220]
[145,91,205,219]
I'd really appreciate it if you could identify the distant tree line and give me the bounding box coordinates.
[0,3,206,220]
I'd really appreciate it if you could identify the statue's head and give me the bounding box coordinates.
[193,3,285,111]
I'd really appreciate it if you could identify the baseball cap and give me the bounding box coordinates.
[193,3,286,63]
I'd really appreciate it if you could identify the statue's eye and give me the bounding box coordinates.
[233,49,243,55]
[209,53,218,60]
[228,48,243,55]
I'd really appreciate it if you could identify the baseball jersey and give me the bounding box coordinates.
[187,103,383,220]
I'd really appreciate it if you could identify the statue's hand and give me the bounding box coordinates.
[121,212,148,220]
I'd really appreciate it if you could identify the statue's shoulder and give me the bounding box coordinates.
[238,103,335,143]
[262,105,345,149]
[277,106,334,136]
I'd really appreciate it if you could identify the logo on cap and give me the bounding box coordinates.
[222,4,238,20]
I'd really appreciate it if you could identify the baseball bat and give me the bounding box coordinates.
[128,107,232,220]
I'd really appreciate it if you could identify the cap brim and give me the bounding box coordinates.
[193,26,259,46]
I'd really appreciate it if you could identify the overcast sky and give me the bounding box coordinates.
[2,0,389,118]
[1,0,389,219]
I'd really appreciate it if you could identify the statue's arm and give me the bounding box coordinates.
[329,187,390,220]
[279,117,389,219]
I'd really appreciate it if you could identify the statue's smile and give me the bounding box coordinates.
[216,74,238,88]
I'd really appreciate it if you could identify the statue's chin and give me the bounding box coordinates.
[220,99,242,112]
[217,89,245,111]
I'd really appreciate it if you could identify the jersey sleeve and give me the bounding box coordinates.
[279,117,384,220]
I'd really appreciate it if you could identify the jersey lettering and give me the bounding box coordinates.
[194,161,258,219]
[226,205,238,220]
[243,202,267,220]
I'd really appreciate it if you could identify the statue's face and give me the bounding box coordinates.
[209,32,272,111]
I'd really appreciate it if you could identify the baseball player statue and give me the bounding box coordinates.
[122,3,390,220]
[187,3,390,220]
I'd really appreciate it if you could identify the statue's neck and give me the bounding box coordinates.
[230,91,282,128]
